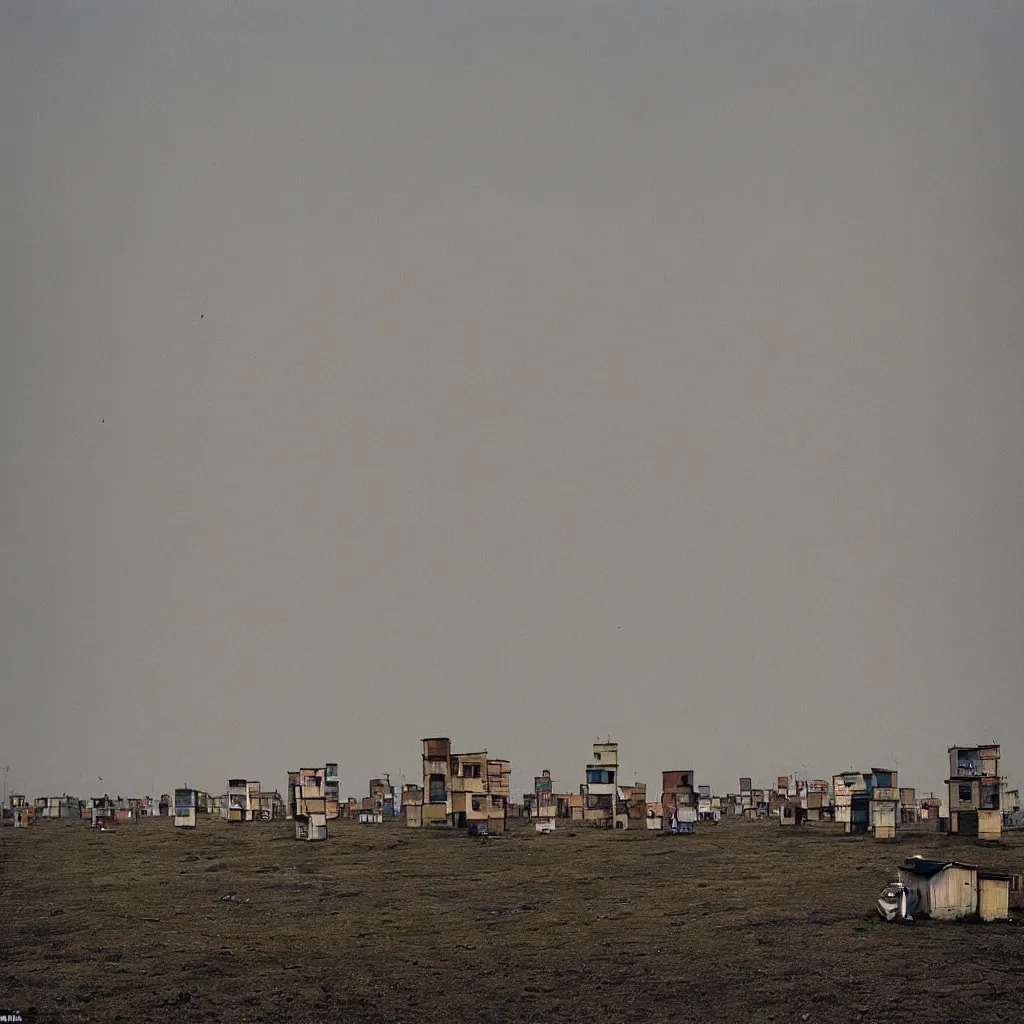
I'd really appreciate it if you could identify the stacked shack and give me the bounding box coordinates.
[407,737,511,832]
[583,741,626,828]
[661,770,697,832]
[289,768,328,841]
[946,744,1003,840]
[369,776,396,819]
[533,769,555,820]
[832,768,900,839]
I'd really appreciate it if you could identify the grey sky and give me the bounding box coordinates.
[2,1,1022,803]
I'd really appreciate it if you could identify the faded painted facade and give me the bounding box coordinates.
[289,767,328,841]
[583,741,625,828]
[88,796,118,828]
[486,760,511,834]
[695,785,721,822]
[947,745,1003,840]
[451,751,489,829]
[1003,785,1021,828]
[529,770,575,822]
[401,784,424,827]
[721,783,769,819]
[645,801,663,829]
[779,800,805,826]
[368,776,396,820]
[408,737,511,832]
[625,782,648,823]
[174,788,198,828]
[533,769,556,820]
[217,779,273,821]
[729,778,767,818]
[833,768,900,839]
[899,788,918,825]
[420,737,453,827]
[34,795,83,820]
[5,794,30,825]
[325,763,340,820]
[283,763,339,819]
[224,779,250,822]
[661,770,696,830]
[252,790,285,820]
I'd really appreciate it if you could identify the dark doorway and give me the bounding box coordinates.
[429,774,446,804]
[958,811,979,837]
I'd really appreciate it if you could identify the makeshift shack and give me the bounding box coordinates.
[894,857,1017,922]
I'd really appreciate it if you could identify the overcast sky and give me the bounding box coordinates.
[2,1,1022,804]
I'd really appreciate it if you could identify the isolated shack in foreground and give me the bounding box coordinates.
[896,858,1018,922]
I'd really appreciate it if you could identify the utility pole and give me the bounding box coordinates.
[1,766,9,809]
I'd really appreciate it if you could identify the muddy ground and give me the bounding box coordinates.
[1,817,1022,1024]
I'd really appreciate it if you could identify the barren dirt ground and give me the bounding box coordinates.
[2,818,1023,1024]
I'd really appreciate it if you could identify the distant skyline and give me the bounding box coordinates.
[2,1,1022,803]
[0,736,1011,805]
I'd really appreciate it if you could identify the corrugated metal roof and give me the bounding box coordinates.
[899,858,976,877]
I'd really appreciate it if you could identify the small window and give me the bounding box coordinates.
[491,795,502,808]
[959,785,972,803]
